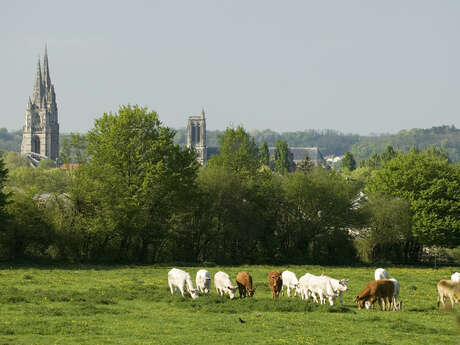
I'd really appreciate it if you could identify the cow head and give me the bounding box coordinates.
[227,285,238,300]
[190,289,199,300]
[248,288,255,297]
[355,296,365,309]
[338,279,348,292]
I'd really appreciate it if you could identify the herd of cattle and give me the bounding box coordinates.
[167,268,460,311]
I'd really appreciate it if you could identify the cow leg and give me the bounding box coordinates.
[287,286,291,297]
[237,283,243,298]
[179,284,185,297]
[312,292,319,304]
[318,291,324,304]
[339,293,343,306]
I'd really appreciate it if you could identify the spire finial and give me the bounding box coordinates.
[201,107,205,118]
[43,44,51,90]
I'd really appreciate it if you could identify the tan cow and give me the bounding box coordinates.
[236,272,255,298]
[268,270,283,299]
[437,280,460,309]
[355,279,394,311]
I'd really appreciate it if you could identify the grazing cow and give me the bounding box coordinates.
[322,275,348,306]
[298,273,315,300]
[268,270,283,298]
[355,280,394,311]
[365,277,401,310]
[236,272,255,298]
[168,268,199,299]
[437,280,460,309]
[389,278,401,311]
[374,268,389,281]
[196,269,211,294]
[281,270,300,297]
[214,271,238,299]
[306,275,339,306]
[451,272,460,283]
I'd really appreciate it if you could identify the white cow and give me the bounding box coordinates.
[374,268,389,280]
[322,275,348,306]
[214,271,238,299]
[196,269,211,294]
[389,278,401,310]
[167,268,199,299]
[299,273,338,305]
[451,272,460,283]
[298,273,315,301]
[281,270,300,297]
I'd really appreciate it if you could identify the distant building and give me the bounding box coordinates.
[269,147,326,166]
[185,110,325,167]
[60,163,81,170]
[21,45,59,163]
[186,109,207,165]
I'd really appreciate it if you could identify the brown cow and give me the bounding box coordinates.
[268,270,283,299]
[236,272,255,298]
[355,279,394,311]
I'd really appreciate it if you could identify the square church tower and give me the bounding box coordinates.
[186,109,207,165]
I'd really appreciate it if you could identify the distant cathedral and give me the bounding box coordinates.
[21,46,59,162]
[186,109,207,164]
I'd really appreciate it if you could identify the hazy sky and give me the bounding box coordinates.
[1,0,459,135]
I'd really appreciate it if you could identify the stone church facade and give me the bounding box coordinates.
[21,46,59,161]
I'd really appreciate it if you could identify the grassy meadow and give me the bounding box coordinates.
[0,264,459,345]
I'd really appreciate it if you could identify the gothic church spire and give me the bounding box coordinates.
[32,56,44,104]
[43,44,52,91]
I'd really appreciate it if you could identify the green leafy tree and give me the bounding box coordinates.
[259,141,270,167]
[73,105,199,262]
[1,193,54,259]
[60,133,88,165]
[0,155,9,224]
[274,139,294,175]
[7,166,72,195]
[174,164,283,264]
[3,152,30,170]
[37,159,56,170]
[342,152,356,172]
[367,149,460,247]
[59,137,71,165]
[356,194,414,263]
[281,168,362,264]
[298,154,314,173]
[208,126,260,175]
[380,145,398,163]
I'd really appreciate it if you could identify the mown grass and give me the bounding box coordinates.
[0,264,458,344]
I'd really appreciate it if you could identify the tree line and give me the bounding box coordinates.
[2,124,459,162]
[0,106,459,264]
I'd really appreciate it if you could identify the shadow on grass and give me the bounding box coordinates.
[164,294,355,314]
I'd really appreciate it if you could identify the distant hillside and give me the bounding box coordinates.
[0,128,21,152]
[175,126,460,162]
[3,125,460,162]
[174,128,360,156]
[351,125,460,162]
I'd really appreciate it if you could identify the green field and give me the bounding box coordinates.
[0,265,458,345]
